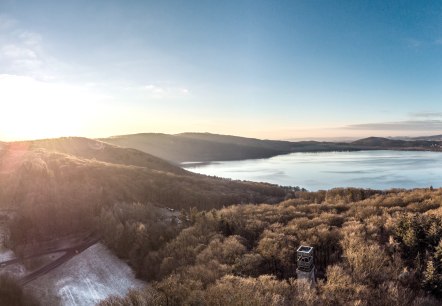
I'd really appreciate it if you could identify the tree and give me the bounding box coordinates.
[423,259,442,296]
[0,275,39,306]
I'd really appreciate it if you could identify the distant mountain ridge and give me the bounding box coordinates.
[101,133,442,163]
[372,135,442,142]
[412,134,442,141]
[351,136,442,150]
[100,133,358,163]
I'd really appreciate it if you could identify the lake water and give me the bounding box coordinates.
[184,150,442,191]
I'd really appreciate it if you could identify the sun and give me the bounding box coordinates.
[0,75,105,141]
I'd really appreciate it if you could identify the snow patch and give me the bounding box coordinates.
[0,249,14,262]
[25,243,146,305]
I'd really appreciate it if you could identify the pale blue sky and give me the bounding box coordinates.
[0,0,441,140]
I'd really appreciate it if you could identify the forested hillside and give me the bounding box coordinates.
[352,137,442,150]
[100,133,356,163]
[99,188,442,305]
[0,137,293,247]
[413,135,442,141]
[101,133,442,164]
[11,137,185,174]
[3,136,442,305]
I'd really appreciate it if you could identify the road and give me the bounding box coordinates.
[0,235,100,285]
[19,236,100,285]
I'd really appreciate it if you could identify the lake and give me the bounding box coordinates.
[184,150,442,191]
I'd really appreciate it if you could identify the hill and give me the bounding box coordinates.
[0,137,293,245]
[0,144,288,209]
[352,136,442,150]
[8,137,184,174]
[3,135,442,305]
[100,133,356,163]
[101,133,442,164]
[412,134,442,141]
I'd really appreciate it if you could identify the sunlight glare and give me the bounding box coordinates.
[0,74,108,141]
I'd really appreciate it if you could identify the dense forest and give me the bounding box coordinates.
[97,187,442,305]
[2,137,442,305]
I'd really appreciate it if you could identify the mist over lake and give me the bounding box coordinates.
[185,150,442,191]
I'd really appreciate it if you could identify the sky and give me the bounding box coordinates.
[0,0,441,141]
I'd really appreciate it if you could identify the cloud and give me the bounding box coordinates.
[141,84,190,99]
[343,120,442,131]
[405,38,423,48]
[0,44,43,72]
[409,112,442,119]
[0,15,46,77]
[1,44,37,59]
[18,31,43,48]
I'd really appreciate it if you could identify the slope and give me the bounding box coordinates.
[0,140,289,211]
[0,137,292,247]
[8,137,184,174]
[100,133,355,163]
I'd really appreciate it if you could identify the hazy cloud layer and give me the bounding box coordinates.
[409,112,442,119]
[344,120,442,131]
[0,16,47,77]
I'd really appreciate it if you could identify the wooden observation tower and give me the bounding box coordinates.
[296,245,315,285]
